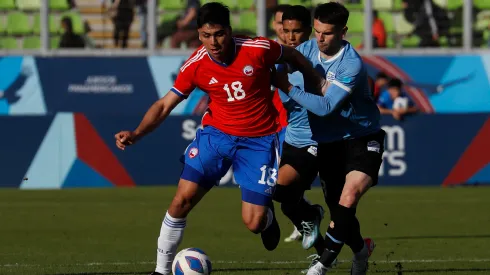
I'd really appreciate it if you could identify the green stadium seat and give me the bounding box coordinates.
[0,17,5,33]
[0,0,15,10]
[33,14,60,35]
[394,13,414,35]
[373,0,393,10]
[446,0,462,10]
[474,0,490,9]
[17,0,41,10]
[50,36,60,49]
[348,35,363,48]
[7,12,32,35]
[347,12,364,33]
[23,36,41,49]
[237,0,254,10]
[0,37,18,49]
[159,0,185,10]
[60,12,84,34]
[50,0,69,10]
[378,12,394,33]
[432,0,447,8]
[344,0,363,10]
[401,35,420,47]
[160,12,179,24]
[386,36,395,48]
[239,11,256,34]
[393,0,403,10]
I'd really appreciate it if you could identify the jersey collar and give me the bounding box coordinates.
[317,41,347,63]
[206,38,237,67]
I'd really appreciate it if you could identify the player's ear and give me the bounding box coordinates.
[342,26,348,38]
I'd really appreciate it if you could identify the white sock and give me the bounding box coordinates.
[155,211,186,274]
[263,208,274,231]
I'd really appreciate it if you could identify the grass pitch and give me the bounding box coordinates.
[1,186,489,275]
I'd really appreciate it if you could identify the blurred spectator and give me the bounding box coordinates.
[402,0,449,47]
[59,16,85,48]
[373,72,389,101]
[104,0,135,49]
[271,4,291,45]
[377,78,418,121]
[67,0,76,9]
[372,11,386,48]
[157,0,201,48]
[136,0,148,48]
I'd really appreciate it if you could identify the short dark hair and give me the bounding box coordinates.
[61,16,73,32]
[197,2,231,28]
[282,5,312,28]
[273,4,292,17]
[376,72,388,80]
[388,78,403,88]
[314,2,349,27]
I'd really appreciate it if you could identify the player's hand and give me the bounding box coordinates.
[115,131,137,150]
[271,65,291,93]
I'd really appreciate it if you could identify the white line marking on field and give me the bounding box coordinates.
[2,258,490,268]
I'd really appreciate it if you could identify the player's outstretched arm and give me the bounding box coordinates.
[114,92,183,150]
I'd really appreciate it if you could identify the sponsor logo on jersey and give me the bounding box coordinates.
[208,77,218,85]
[307,146,318,157]
[243,65,254,76]
[189,147,199,158]
[367,140,380,153]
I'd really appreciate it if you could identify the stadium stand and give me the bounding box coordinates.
[0,0,488,50]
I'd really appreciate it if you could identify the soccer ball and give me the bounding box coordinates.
[172,248,212,275]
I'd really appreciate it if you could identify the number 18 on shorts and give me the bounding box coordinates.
[181,126,279,206]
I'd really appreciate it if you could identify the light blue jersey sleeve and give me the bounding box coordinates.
[288,57,363,116]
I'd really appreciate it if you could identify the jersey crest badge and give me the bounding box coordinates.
[189,147,199,158]
[243,65,254,76]
[326,71,336,82]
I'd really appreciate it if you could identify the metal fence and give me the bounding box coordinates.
[0,0,488,56]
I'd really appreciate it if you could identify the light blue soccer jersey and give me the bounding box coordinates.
[278,70,317,148]
[288,39,381,143]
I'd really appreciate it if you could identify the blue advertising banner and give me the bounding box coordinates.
[35,57,159,115]
[2,113,489,189]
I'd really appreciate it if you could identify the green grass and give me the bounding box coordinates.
[1,186,490,274]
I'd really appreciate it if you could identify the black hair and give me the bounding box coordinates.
[197,2,231,28]
[376,72,388,80]
[314,2,349,27]
[272,4,292,17]
[388,78,403,88]
[61,16,73,32]
[282,5,312,28]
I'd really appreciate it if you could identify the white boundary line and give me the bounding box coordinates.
[2,259,490,268]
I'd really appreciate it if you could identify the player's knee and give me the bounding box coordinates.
[168,194,193,218]
[339,187,361,208]
[273,184,302,204]
[242,210,267,234]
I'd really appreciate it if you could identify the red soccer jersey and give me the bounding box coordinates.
[272,88,288,128]
[172,36,284,137]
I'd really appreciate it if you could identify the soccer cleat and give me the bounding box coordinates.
[301,204,325,250]
[148,272,166,275]
[261,204,281,251]
[306,261,329,275]
[351,238,376,275]
[284,226,302,242]
[301,254,338,274]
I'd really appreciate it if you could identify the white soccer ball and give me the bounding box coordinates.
[172,248,212,275]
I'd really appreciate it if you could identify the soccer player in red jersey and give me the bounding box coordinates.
[114,3,322,275]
